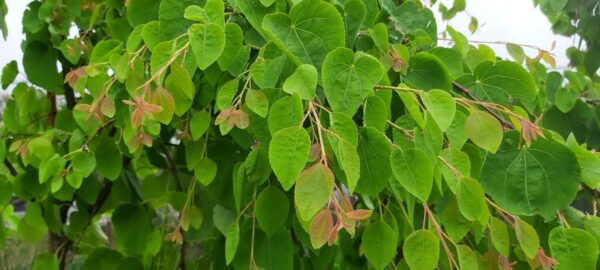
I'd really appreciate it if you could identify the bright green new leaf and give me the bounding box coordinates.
[218,23,244,71]
[190,111,211,141]
[439,148,470,194]
[403,229,440,270]
[456,178,488,224]
[261,0,345,68]
[330,112,359,146]
[363,221,398,270]
[17,203,48,242]
[216,79,239,111]
[294,163,334,222]
[446,111,468,149]
[245,89,269,118]
[112,203,151,255]
[195,158,217,186]
[32,253,59,270]
[363,95,389,132]
[420,89,456,131]
[481,131,580,218]
[355,127,393,195]
[566,134,600,188]
[225,220,240,265]
[464,110,503,153]
[322,48,385,115]
[549,227,598,270]
[188,23,226,70]
[165,63,195,116]
[397,90,425,128]
[267,94,303,134]
[390,148,433,202]
[72,151,96,178]
[256,186,289,236]
[269,126,311,190]
[490,217,510,257]
[328,135,360,193]
[515,218,539,259]
[506,43,525,64]
[1,60,17,89]
[456,245,479,270]
[282,64,317,100]
[94,135,122,181]
[404,53,452,91]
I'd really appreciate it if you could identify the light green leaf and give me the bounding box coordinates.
[328,135,360,193]
[464,110,503,153]
[490,217,510,257]
[72,151,96,178]
[245,89,269,118]
[165,63,195,116]
[17,203,48,242]
[39,154,65,184]
[515,218,539,259]
[565,134,600,189]
[390,148,433,202]
[455,61,537,104]
[481,131,580,218]
[403,229,440,270]
[457,245,479,270]
[506,43,525,64]
[355,127,393,195]
[216,79,239,111]
[397,90,425,128]
[404,53,452,91]
[269,126,311,190]
[363,95,389,132]
[282,64,317,100]
[127,0,160,27]
[218,23,244,71]
[1,60,17,89]
[32,253,59,270]
[456,178,489,224]
[446,111,468,149]
[420,89,456,131]
[190,111,211,141]
[112,203,151,255]
[330,112,358,147]
[267,94,304,134]
[94,135,122,181]
[195,158,217,186]
[23,42,62,93]
[188,23,226,70]
[363,221,398,270]
[343,0,366,48]
[322,48,384,115]
[549,227,598,270]
[555,87,579,113]
[225,220,240,265]
[256,186,289,236]
[294,163,334,222]
[261,0,345,68]
[439,148,470,194]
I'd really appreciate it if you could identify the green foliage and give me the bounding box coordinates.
[1,0,599,269]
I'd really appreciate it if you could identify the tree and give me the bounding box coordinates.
[0,0,599,269]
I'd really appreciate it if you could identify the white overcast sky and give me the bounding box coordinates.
[0,0,574,81]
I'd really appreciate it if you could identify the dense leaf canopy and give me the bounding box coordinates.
[0,0,599,269]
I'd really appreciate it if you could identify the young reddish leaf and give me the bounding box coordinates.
[345,209,372,221]
[310,209,333,249]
